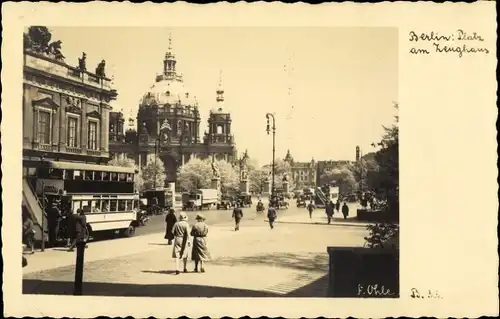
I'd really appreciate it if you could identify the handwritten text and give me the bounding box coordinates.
[408,30,489,58]
[357,284,396,297]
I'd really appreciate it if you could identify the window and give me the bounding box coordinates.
[67,117,78,147]
[111,172,118,181]
[126,173,134,182]
[73,170,83,180]
[38,111,51,144]
[102,172,110,181]
[118,173,127,182]
[101,200,110,212]
[84,171,93,180]
[72,201,82,214]
[118,200,126,211]
[109,200,117,212]
[92,200,101,213]
[94,171,102,181]
[126,200,133,211]
[88,121,98,150]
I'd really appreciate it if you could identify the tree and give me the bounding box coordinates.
[249,169,269,193]
[140,155,167,190]
[177,158,212,192]
[272,158,295,190]
[320,165,357,194]
[108,156,142,192]
[363,102,399,249]
[216,160,239,193]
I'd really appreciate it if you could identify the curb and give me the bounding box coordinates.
[263,219,370,228]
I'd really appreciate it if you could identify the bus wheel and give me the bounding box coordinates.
[123,226,135,238]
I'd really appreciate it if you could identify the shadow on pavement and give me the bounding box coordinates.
[23,279,279,297]
[212,252,329,273]
[286,274,329,297]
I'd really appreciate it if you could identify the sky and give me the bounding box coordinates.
[48,27,398,166]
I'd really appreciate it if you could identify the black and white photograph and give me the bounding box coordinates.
[2,2,497,318]
[20,25,400,298]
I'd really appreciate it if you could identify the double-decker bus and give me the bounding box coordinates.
[23,160,139,240]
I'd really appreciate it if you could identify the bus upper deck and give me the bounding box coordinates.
[23,160,137,196]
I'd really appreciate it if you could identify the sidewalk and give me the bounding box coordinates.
[24,222,368,297]
[22,223,259,275]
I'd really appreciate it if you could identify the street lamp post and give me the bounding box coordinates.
[266,113,276,203]
[153,138,160,189]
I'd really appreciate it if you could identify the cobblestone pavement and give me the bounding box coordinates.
[24,219,369,297]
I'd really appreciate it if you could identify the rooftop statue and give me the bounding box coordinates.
[78,52,87,72]
[96,60,106,78]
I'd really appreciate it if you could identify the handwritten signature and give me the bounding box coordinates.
[409,30,484,42]
[357,284,395,297]
[410,288,443,299]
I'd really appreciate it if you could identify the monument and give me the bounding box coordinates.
[240,169,249,194]
[262,171,272,195]
[211,160,221,195]
[282,172,290,194]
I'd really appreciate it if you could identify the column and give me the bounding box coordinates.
[100,109,109,152]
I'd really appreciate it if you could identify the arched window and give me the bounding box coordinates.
[216,125,223,134]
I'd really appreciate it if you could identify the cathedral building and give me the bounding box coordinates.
[109,36,237,184]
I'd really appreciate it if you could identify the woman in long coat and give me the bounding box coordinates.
[190,213,211,273]
[164,208,177,245]
[171,212,191,275]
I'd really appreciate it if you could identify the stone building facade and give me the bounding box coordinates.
[22,28,117,167]
[283,150,317,188]
[109,36,237,184]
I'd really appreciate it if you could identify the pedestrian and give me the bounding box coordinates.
[47,201,62,247]
[191,213,211,273]
[171,211,191,275]
[267,204,277,229]
[325,201,334,224]
[22,209,35,254]
[152,196,159,215]
[68,208,87,252]
[335,200,340,213]
[66,208,77,249]
[307,200,315,219]
[342,202,349,220]
[232,203,244,231]
[164,208,177,245]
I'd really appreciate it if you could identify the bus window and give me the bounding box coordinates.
[126,200,133,211]
[64,170,74,180]
[101,200,110,212]
[133,200,139,209]
[118,200,126,211]
[126,173,134,182]
[73,170,83,180]
[73,201,82,214]
[84,171,93,180]
[94,171,102,181]
[109,199,117,211]
[118,173,127,182]
[102,172,110,181]
[111,173,118,182]
[92,200,101,213]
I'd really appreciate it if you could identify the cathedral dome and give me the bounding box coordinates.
[140,78,197,107]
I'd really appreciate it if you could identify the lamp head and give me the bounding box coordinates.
[266,118,270,134]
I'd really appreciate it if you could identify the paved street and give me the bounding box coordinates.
[23,202,369,297]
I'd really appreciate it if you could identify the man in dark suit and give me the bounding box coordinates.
[47,201,62,247]
[232,204,244,231]
[326,201,335,224]
[68,209,88,252]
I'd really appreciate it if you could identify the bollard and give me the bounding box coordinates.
[73,240,86,295]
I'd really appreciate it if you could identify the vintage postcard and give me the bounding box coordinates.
[2,2,498,318]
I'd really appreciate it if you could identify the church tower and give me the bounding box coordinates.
[205,71,234,161]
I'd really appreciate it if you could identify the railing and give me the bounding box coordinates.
[25,178,48,223]
[39,144,54,151]
[65,146,82,154]
[87,149,101,156]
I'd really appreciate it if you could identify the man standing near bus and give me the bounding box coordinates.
[68,209,87,252]
[47,201,62,247]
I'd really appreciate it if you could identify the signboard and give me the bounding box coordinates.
[35,179,64,195]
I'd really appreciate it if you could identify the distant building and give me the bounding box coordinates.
[283,150,317,188]
[109,35,237,184]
